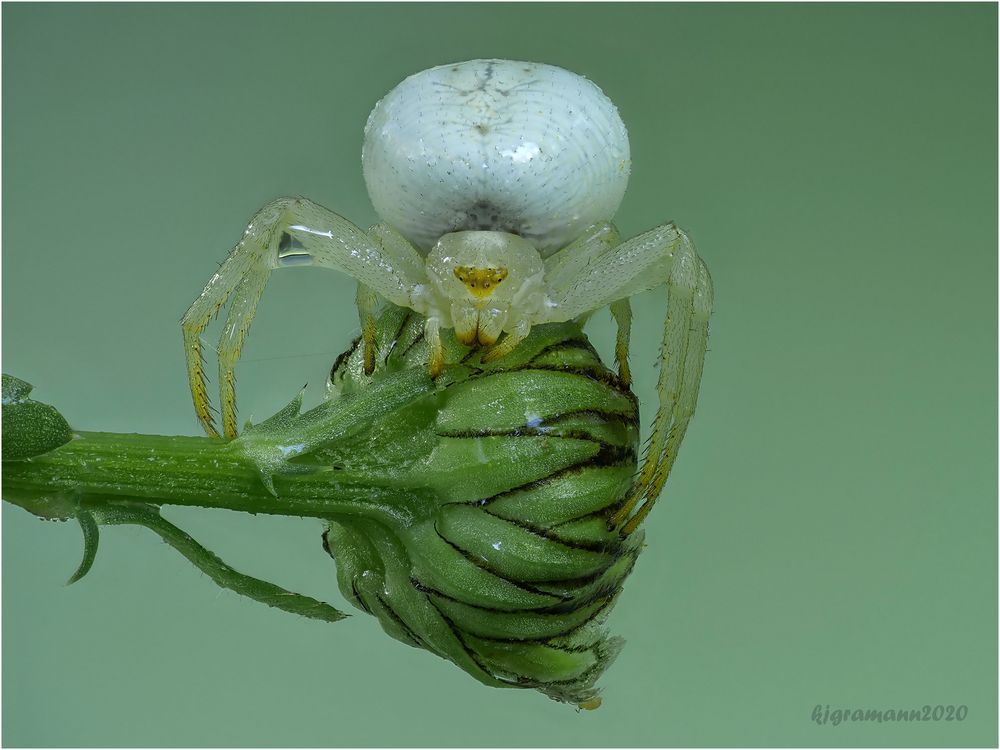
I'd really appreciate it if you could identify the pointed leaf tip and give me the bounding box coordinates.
[243,387,305,435]
[66,512,100,585]
[2,374,34,405]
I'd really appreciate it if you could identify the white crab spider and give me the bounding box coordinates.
[183,59,713,533]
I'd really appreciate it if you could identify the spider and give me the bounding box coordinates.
[182,59,713,534]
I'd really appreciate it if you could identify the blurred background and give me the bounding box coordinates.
[3,4,996,746]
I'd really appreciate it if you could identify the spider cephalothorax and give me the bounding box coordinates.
[417,230,547,362]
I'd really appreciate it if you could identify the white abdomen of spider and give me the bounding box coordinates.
[183,58,712,531]
[362,59,630,255]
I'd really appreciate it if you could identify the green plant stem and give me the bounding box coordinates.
[3,430,419,527]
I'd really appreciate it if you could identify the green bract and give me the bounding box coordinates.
[319,308,641,706]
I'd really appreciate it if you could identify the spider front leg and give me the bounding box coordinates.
[616,244,712,535]
[355,283,379,375]
[609,299,633,386]
[543,222,633,384]
[540,222,713,535]
[479,318,531,363]
[182,197,424,438]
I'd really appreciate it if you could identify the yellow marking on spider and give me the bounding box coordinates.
[454,266,508,299]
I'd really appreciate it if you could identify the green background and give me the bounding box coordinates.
[3,3,996,746]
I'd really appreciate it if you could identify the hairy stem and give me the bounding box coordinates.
[3,430,419,527]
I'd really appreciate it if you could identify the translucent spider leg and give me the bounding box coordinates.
[544,221,633,382]
[609,299,633,385]
[361,222,430,374]
[425,317,444,376]
[182,198,424,438]
[613,240,698,526]
[540,222,713,534]
[480,318,531,363]
[182,200,285,437]
[355,283,379,375]
[617,256,713,536]
[218,268,271,438]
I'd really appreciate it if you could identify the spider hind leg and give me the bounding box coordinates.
[613,250,712,535]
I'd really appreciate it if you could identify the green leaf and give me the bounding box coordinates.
[67,511,100,585]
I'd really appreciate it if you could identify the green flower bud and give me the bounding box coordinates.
[309,308,640,707]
